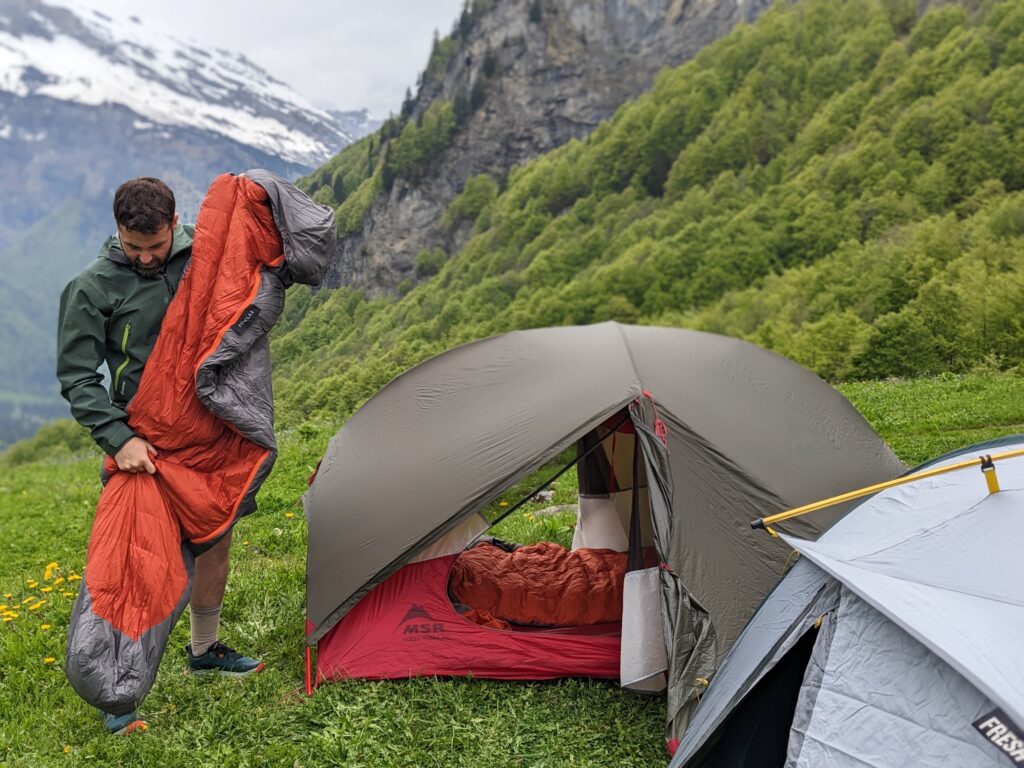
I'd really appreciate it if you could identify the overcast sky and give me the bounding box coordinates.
[81,0,466,116]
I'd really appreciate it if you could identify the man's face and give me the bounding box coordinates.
[117,213,179,277]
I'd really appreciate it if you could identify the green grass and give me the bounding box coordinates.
[839,371,1024,465]
[2,372,1023,766]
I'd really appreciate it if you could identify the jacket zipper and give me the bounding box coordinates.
[113,320,132,395]
[161,268,175,297]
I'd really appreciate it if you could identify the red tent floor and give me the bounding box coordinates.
[316,554,622,682]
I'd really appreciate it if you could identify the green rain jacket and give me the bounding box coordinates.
[56,225,194,456]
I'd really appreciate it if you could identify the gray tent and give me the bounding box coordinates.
[304,323,904,741]
[673,436,1024,767]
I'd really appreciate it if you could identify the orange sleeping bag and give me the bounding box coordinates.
[89,177,281,640]
[65,172,333,715]
[451,541,650,627]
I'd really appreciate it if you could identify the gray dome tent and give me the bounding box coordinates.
[304,323,904,743]
[672,436,1024,767]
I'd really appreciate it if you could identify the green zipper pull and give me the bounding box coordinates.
[113,320,132,395]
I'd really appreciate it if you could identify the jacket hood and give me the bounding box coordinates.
[101,224,194,266]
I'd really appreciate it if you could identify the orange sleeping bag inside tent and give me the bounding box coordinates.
[451,541,657,627]
[65,172,334,715]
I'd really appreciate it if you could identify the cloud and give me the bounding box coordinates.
[77,0,464,115]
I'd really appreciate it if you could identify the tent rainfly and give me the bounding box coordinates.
[303,323,905,745]
[672,436,1024,767]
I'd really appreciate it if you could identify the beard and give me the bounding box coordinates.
[132,261,161,278]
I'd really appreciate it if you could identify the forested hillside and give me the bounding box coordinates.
[270,0,1024,426]
[297,0,773,293]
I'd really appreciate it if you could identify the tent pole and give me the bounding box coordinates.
[305,644,313,696]
[751,447,1024,533]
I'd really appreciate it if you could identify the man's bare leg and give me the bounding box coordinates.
[189,531,231,655]
[185,532,263,674]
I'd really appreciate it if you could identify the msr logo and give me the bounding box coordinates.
[974,709,1024,764]
[398,604,446,640]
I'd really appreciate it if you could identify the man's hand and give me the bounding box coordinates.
[114,437,158,474]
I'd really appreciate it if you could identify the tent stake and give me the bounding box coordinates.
[751,447,1024,532]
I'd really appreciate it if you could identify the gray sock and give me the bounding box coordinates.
[189,604,221,656]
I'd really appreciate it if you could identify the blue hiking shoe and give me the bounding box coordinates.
[186,641,265,676]
[101,710,147,735]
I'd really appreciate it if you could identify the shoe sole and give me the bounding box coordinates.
[185,662,265,677]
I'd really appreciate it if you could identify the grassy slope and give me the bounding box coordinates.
[2,372,1022,766]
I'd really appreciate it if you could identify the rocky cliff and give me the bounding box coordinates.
[326,0,774,293]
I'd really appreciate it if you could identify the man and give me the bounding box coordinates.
[57,178,263,735]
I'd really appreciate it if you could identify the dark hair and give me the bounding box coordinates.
[113,177,176,234]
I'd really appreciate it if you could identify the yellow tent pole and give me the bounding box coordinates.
[750,447,1024,533]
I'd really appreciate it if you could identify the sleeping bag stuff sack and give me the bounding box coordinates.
[65,170,334,715]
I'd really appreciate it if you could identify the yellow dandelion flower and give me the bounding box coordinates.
[41,624,51,630]
[62,591,76,597]
[499,501,508,507]
[43,657,56,664]
[26,580,38,588]
[67,574,82,582]
[46,561,59,570]
[284,512,295,519]
[0,604,6,611]
[29,600,46,611]
[3,593,12,598]
[3,617,13,622]
[53,577,65,585]
[63,746,71,753]
[22,596,36,604]
[242,540,250,545]
[41,587,53,593]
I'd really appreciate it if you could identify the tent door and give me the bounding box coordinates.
[572,406,670,692]
[683,627,820,767]
[622,566,668,692]
[622,426,668,692]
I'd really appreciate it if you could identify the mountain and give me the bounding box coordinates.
[269,0,1024,427]
[0,0,359,446]
[0,0,355,241]
[327,109,383,141]
[301,0,777,295]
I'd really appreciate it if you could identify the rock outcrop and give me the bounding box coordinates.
[329,0,774,293]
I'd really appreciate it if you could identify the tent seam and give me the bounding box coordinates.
[845,489,1023,564]
[612,322,643,393]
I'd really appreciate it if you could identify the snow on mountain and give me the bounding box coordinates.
[0,0,351,164]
